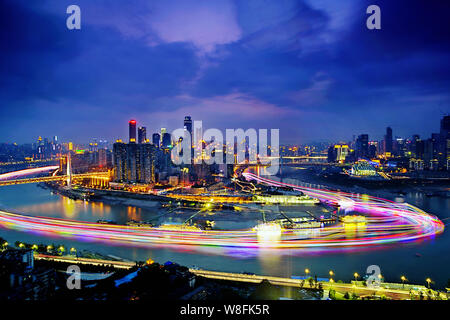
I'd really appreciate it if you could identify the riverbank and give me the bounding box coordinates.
[280,167,450,201]
[41,182,168,210]
[1,180,448,289]
[30,252,450,300]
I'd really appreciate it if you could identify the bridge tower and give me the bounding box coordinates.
[66,153,72,187]
[279,154,283,176]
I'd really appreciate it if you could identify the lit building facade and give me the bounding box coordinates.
[113,141,156,184]
[129,120,137,143]
[152,133,160,147]
[138,126,147,144]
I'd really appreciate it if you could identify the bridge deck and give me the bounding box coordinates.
[0,172,110,186]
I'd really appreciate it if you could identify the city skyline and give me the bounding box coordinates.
[1,0,449,144]
[1,0,449,305]
[3,116,447,148]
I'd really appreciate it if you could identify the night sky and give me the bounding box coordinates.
[0,0,449,144]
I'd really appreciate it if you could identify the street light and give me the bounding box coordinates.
[426,278,432,289]
[401,276,407,288]
[329,270,334,278]
[354,272,359,282]
[305,268,310,277]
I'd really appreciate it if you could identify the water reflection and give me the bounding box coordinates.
[343,223,367,239]
[257,249,283,275]
[127,206,142,221]
[16,197,116,221]
[0,181,449,287]
[12,193,161,225]
[63,198,76,218]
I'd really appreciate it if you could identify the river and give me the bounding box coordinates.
[0,174,449,288]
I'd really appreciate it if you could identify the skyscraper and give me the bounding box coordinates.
[127,143,138,181]
[113,140,156,183]
[138,126,147,144]
[98,148,107,167]
[152,133,160,147]
[113,141,128,181]
[368,141,377,158]
[384,127,393,155]
[355,134,369,159]
[330,144,349,163]
[162,132,172,148]
[139,144,156,183]
[184,116,194,161]
[184,116,193,139]
[129,120,137,143]
[439,115,450,168]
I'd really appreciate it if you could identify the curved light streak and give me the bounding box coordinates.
[0,166,59,181]
[0,171,444,250]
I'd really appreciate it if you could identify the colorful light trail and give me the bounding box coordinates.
[0,166,59,181]
[0,167,445,251]
[0,174,444,251]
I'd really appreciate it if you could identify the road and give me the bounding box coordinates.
[34,254,446,300]
[0,172,110,186]
[34,253,135,269]
[189,269,445,300]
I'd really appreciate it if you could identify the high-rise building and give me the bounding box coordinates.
[127,143,138,181]
[98,148,107,167]
[152,133,160,147]
[129,120,137,143]
[394,138,407,157]
[384,127,393,155]
[355,134,369,159]
[328,144,349,163]
[411,134,420,158]
[184,116,195,161]
[327,146,337,163]
[368,141,377,158]
[113,141,128,181]
[162,132,172,149]
[138,126,147,144]
[439,115,450,169]
[184,116,193,139]
[431,133,440,158]
[113,141,156,183]
[139,144,156,183]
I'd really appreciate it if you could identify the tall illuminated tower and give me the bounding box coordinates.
[66,153,72,187]
[152,133,160,147]
[184,116,193,139]
[384,127,393,155]
[138,126,147,144]
[440,115,450,168]
[129,120,137,143]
